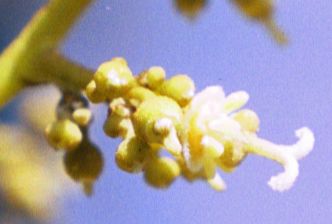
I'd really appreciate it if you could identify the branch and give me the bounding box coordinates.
[0,0,95,108]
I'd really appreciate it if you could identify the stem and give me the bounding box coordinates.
[21,0,95,49]
[41,52,94,91]
[0,0,95,108]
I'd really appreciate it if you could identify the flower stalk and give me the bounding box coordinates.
[0,0,95,108]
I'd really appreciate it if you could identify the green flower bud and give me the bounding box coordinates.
[137,66,166,90]
[115,137,149,173]
[144,157,180,188]
[103,113,133,138]
[217,142,247,173]
[64,140,104,196]
[109,98,131,118]
[94,58,135,100]
[232,0,287,44]
[233,109,260,132]
[85,80,106,103]
[72,108,92,127]
[45,119,82,151]
[132,96,183,154]
[233,0,273,20]
[125,86,156,107]
[157,74,195,107]
[174,0,207,19]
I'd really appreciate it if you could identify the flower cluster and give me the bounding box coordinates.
[44,92,103,195]
[85,57,315,191]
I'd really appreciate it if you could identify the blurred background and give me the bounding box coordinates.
[1,0,332,223]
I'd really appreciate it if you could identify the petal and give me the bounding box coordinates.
[223,91,249,113]
[207,172,227,191]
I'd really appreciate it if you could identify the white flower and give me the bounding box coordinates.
[182,86,315,192]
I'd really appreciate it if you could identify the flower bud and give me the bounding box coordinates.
[157,74,195,107]
[217,142,247,172]
[115,137,149,173]
[137,66,166,90]
[85,80,106,103]
[45,119,82,151]
[233,109,260,132]
[125,86,156,107]
[109,98,131,118]
[64,140,104,196]
[132,96,183,154]
[72,108,92,127]
[103,113,133,138]
[93,58,135,100]
[174,0,207,19]
[232,0,273,20]
[144,157,180,188]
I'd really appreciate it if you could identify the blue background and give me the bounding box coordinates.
[1,0,332,223]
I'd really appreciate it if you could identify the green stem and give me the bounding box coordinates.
[41,52,94,91]
[0,0,95,108]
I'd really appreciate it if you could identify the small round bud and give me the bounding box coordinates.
[45,119,82,151]
[109,98,131,117]
[94,58,135,100]
[103,113,133,138]
[233,109,260,132]
[64,140,104,196]
[157,74,195,107]
[138,66,166,90]
[125,87,156,107]
[232,0,273,21]
[217,142,247,173]
[115,137,149,173]
[174,0,207,19]
[72,108,92,126]
[132,96,183,148]
[144,157,180,188]
[85,80,106,103]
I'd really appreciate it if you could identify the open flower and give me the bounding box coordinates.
[182,86,314,192]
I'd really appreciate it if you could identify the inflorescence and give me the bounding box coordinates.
[44,57,315,193]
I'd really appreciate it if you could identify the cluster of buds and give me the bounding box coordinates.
[85,57,314,192]
[45,92,103,195]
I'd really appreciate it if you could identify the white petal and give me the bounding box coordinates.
[224,91,249,113]
[163,127,182,156]
[207,172,227,191]
[201,135,224,158]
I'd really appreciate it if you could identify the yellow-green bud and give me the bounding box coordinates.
[138,66,166,90]
[94,58,135,100]
[85,80,106,103]
[174,0,207,19]
[132,96,183,152]
[217,142,247,173]
[233,109,260,132]
[125,86,156,107]
[109,98,131,117]
[157,74,195,107]
[72,108,92,127]
[115,137,149,173]
[233,0,273,20]
[64,140,103,196]
[144,157,180,188]
[103,113,133,138]
[45,119,82,151]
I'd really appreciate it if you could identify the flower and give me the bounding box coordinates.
[85,59,314,192]
[182,86,314,192]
